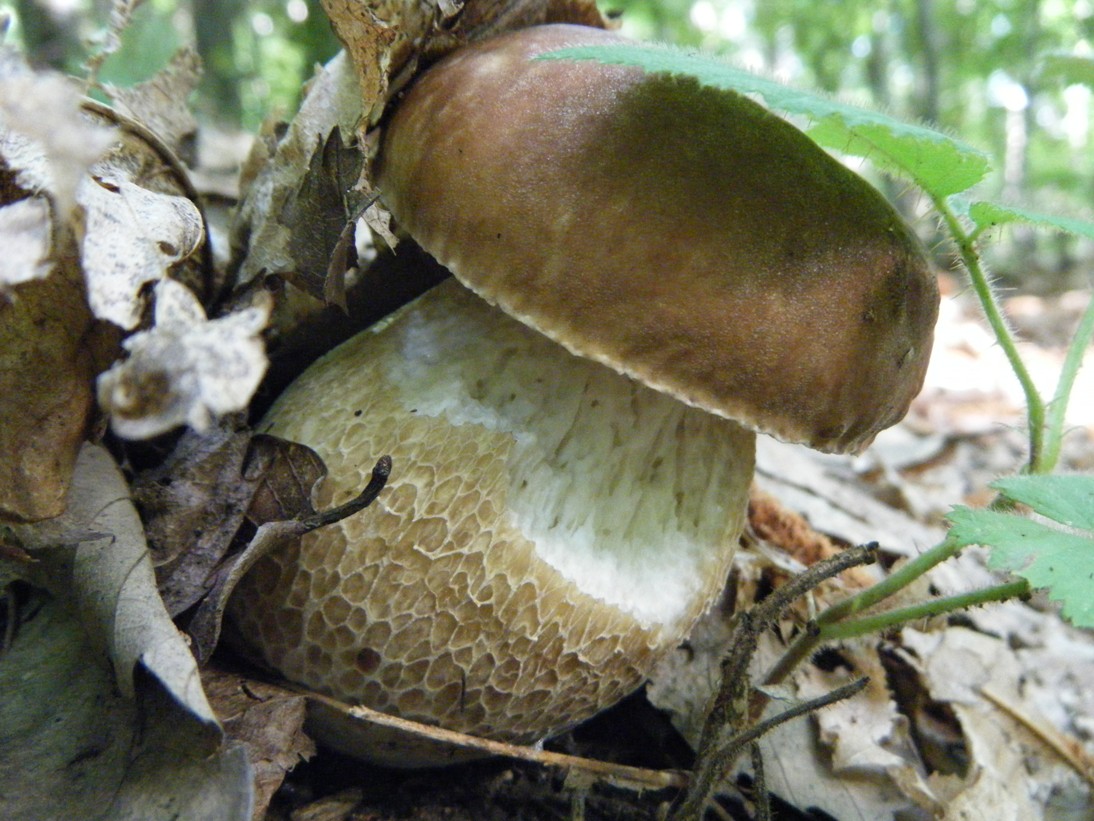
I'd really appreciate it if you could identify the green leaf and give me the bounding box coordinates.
[947,474,1094,627]
[968,201,1094,241]
[991,474,1094,531]
[542,43,991,197]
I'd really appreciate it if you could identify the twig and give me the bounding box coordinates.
[750,742,770,821]
[670,544,879,821]
[671,678,869,820]
[302,689,689,792]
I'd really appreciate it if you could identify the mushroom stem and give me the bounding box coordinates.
[230,279,755,750]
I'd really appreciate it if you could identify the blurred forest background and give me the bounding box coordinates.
[8,0,1094,289]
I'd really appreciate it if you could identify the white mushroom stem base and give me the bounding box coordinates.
[229,279,755,752]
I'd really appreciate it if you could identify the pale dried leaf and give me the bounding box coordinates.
[106,46,202,159]
[78,175,204,329]
[798,649,939,811]
[97,279,271,439]
[755,436,946,556]
[901,627,1089,817]
[0,196,51,287]
[0,50,116,219]
[45,445,217,715]
[756,703,917,819]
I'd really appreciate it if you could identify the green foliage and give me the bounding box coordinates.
[967,201,1094,242]
[948,476,1094,627]
[545,40,1094,629]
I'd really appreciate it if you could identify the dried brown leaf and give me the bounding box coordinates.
[320,0,402,122]
[97,278,271,439]
[280,127,363,305]
[134,424,258,615]
[244,434,327,524]
[106,46,202,162]
[0,248,102,521]
[202,668,316,818]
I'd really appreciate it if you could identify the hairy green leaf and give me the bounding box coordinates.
[947,474,1094,627]
[542,43,991,197]
[991,474,1094,531]
[968,201,1094,241]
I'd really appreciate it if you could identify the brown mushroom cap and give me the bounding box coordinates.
[377,24,939,454]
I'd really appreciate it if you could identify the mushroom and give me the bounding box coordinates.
[228,24,939,761]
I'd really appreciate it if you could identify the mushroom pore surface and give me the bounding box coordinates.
[377,23,940,454]
[230,280,755,746]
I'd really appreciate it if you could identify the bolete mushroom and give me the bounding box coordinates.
[228,24,939,759]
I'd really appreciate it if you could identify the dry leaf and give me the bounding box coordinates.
[901,627,1091,818]
[244,434,327,525]
[97,278,271,439]
[797,647,939,812]
[0,197,52,287]
[77,174,205,330]
[106,46,203,162]
[202,668,316,818]
[280,127,364,305]
[0,248,104,521]
[133,424,258,615]
[1,444,252,818]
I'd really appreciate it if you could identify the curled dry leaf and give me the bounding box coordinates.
[1,445,251,819]
[230,51,365,296]
[105,46,203,163]
[280,126,364,308]
[77,175,205,330]
[97,278,271,439]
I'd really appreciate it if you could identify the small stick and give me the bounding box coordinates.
[303,689,690,792]
[672,678,869,820]
[750,742,770,821]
